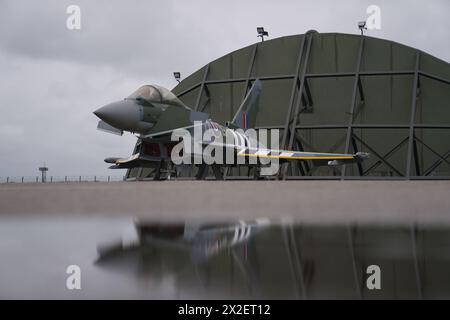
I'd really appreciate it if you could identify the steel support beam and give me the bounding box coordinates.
[423,150,450,176]
[413,139,421,176]
[195,64,210,111]
[406,53,421,179]
[357,78,365,102]
[410,224,423,299]
[278,35,307,180]
[294,131,313,174]
[281,35,307,150]
[282,36,313,179]
[304,79,313,108]
[293,139,306,175]
[415,136,450,166]
[198,85,211,112]
[241,44,258,102]
[347,226,362,299]
[282,225,307,299]
[256,124,450,130]
[230,248,256,295]
[288,226,307,299]
[363,136,409,176]
[351,136,363,176]
[342,37,365,178]
[419,71,450,85]
[176,70,449,99]
[352,133,404,176]
[287,37,313,150]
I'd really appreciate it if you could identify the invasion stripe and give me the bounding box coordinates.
[254,150,271,156]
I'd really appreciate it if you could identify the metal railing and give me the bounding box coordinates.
[0,175,126,184]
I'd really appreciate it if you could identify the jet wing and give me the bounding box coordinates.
[237,148,369,166]
[200,139,369,166]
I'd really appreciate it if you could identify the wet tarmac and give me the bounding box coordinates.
[1,181,449,299]
[1,181,450,224]
[1,215,450,299]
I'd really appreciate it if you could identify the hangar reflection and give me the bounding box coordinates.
[95,219,450,299]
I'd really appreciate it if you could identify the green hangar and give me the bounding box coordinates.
[127,31,450,180]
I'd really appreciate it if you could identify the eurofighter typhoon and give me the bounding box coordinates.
[94,80,368,179]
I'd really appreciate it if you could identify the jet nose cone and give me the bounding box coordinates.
[93,104,117,122]
[93,107,105,119]
[93,100,142,132]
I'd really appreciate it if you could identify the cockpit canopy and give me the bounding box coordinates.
[127,85,187,108]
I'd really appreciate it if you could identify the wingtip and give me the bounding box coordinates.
[355,152,370,160]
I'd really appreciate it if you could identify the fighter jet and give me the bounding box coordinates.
[97,219,270,264]
[94,80,368,178]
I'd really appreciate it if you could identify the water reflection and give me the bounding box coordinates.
[0,217,450,299]
[95,219,450,299]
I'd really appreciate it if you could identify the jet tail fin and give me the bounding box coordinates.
[228,79,262,130]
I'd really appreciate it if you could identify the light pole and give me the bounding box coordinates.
[358,21,367,35]
[173,72,181,83]
[257,27,269,42]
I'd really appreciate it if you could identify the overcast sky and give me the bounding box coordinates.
[0,0,448,180]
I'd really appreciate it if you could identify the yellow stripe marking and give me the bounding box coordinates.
[238,154,354,160]
[116,154,139,164]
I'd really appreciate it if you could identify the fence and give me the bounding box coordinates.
[0,175,126,184]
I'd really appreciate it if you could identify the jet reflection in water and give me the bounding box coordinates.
[97,219,269,263]
[95,219,450,299]
[95,219,270,299]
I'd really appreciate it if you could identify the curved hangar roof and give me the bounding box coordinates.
[131,32,450,180]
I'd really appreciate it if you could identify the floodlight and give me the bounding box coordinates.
[173,72,181,83]
[358,21,367,35]
[257,27,269,42]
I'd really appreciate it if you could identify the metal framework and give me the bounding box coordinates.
[184,223,432,299]
[129,33,450,181]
